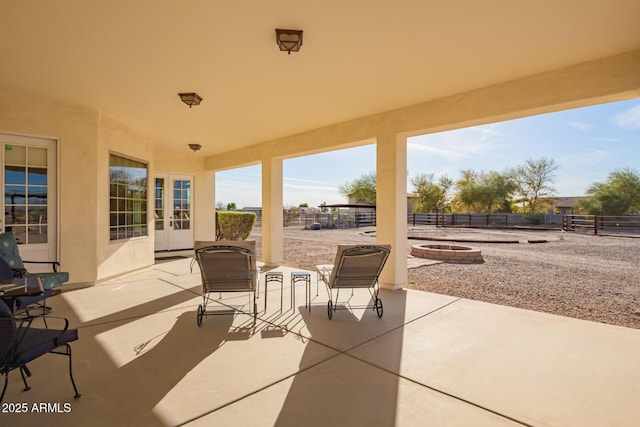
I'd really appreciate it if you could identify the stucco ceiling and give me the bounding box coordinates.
[1,1,639,156]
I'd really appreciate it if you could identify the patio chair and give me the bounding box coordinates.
[194,241,259,326]
[0,297,81,403]
[317,244,391,320]
[0,231,69,316]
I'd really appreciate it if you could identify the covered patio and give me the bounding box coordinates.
[1,2,640,425]
[3,257,640,426]
[1,2,639,289]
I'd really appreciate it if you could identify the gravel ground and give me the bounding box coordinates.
[249,225,640,329]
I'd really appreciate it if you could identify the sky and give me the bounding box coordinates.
[216,99,640,209]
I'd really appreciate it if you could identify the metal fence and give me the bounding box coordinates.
[245,210,377,229]
[407,213,565,228]
[562,215,640,236]
[409,213,510,227]
[296,211,377,229]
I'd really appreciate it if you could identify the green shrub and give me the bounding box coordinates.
[215,211,256,241]
[523,213,544,225]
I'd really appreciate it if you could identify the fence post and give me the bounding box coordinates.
[594,215,598,235]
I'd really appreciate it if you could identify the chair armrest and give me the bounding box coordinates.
[16,314,72,346]
[22,260,60,272]
[316,265,333,285]
[11,267,28,278]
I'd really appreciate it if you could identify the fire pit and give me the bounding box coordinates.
[411,244,483,264]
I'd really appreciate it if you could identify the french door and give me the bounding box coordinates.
[0,133,58,270]
[154,173,194,251]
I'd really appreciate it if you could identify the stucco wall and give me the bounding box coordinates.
[0,87,210,284]
[0,87,100,283]
[155,152,216,242]
[95,113,156,281]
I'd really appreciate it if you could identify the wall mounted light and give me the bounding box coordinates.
[178,92,203,108]
[275,29,303,54]
[188,144,202,152]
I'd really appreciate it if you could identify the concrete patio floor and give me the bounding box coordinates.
[3,256,640,426]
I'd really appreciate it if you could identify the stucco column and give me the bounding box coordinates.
[194,170,216,241]
[376,133,407,290]
[262,158,283,266]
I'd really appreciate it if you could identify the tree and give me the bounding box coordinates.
[226,202,237,211]
[576,167,640,215]
[483,171,517,213]
[453,169,480,212]
[298,203,309,208]
[452,169,516,213]
[215,201,226,210]
[411,173,453,212]
[338,172,376,204]
[514,157,559,213]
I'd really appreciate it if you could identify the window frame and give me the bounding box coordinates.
[108,152,149,242]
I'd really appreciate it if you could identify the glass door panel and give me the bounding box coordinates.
[173,179,191,230]
[4,144,49,244]
[1,134,57,267]
[155,178,165,231]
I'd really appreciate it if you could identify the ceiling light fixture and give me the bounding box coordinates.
[188,144,202,152]
[178,92,203,108]
[275,29,303,54]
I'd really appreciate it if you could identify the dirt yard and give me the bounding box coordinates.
[249,226,640,329]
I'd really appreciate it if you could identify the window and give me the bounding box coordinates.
[109,154,148,241]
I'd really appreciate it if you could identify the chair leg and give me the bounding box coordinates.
[1,373,8,404]
[42,300,49,328]
[19,365,31,391]
[66,344,81,399]
[252,291,257,326]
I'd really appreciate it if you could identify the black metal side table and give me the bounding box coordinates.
[291,272,312,312]
[263,272,284,313]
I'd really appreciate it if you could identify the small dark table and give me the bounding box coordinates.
[263,272,284,312]
[291,272,312,312]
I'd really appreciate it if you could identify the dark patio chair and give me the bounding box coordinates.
[0,297,81,403]
[0,231,69,315]
[317,244,391,319]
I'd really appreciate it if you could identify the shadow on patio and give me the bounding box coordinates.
[2,257,640,426]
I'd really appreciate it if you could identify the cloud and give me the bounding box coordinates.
[574,148,612,166]
[282,176,341,194]
[284,182,338,192]
[406,141,468,158]
[588,136,621,143]
[612,104,640,129]
[284,176,339,186]
[407,123,506,160]
[568,121,594,131]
